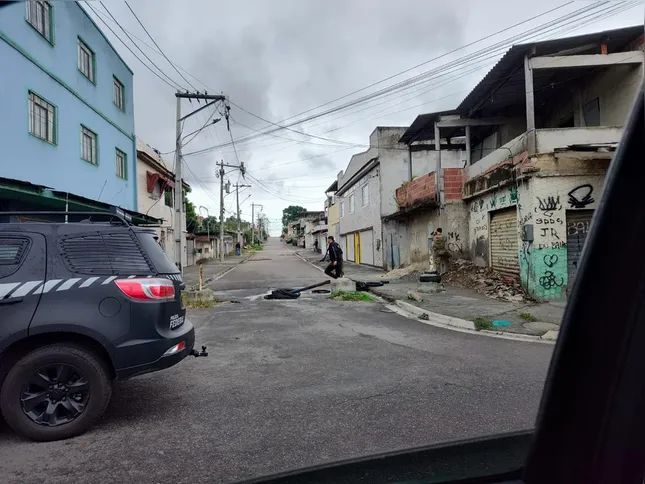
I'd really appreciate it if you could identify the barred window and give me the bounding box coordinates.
[81,126,98,165]
[113,77,124,110]
[26,1,52,42]
[115,149,126,179]
[28,92,55,144]
[78,38,95,82]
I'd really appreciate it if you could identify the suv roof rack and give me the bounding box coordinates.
[0,211,132,227]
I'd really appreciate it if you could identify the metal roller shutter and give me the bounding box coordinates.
[566,210,593,288]
[490,208,519,275]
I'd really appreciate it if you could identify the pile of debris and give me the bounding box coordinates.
[442,259,529,302]
[380,263,426,283]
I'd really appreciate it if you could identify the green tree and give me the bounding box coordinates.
[282,205,306,231]
[184,188,199,233]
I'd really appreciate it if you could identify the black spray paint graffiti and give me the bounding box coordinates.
[539,228,560,239]
[539,270,564,290]
[536,196,561,217]
[568,184,594,208]
[490,192,497,209]
[447,232,463,253]
[543,254,558,268]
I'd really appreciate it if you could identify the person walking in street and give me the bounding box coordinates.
[323,236,343,279]
[314,238,319,252]
[235,241,241,256]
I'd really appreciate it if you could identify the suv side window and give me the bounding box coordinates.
[0,237,30,279]
[60,231,154,275]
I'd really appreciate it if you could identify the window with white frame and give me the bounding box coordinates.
[349,194,355,214]
[115,148,126,179]
[26,1,52,42]
[361,184,369,206]
[113,77,124,111]
[340,201,345,218]
[81,126,97,164]
[28,92,56,144]
[78,38,95,82]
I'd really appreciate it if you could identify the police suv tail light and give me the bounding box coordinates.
[114,278,175,301]
[162,341,185,357]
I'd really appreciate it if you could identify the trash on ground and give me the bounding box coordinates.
[492,320,512,327]
[264,280,330,300]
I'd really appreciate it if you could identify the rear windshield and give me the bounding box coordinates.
[135,231,180,274]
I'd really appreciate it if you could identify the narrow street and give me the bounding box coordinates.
[0,238,554,484]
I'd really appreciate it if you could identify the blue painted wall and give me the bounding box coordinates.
[0,1,136,210]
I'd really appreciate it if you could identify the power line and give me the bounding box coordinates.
[82,2,180,90]
[97,1,183,90]
[181,1,613,156]
[186,1,640,160]
[123,0,198,91]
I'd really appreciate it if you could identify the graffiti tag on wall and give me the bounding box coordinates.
[568,184,594,208]
[536,196,561,217]
[539,270,564,290]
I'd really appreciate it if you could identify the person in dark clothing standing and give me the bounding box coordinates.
[322,236,343,279]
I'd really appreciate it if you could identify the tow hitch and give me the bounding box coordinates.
[190,345,209,357]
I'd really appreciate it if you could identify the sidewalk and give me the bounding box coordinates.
[368,282,564,337]
[182,253,251,290]
[295,247,564,338]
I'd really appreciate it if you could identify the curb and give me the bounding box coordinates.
[392,299,558,344]
[294,251,326,273]
[186,254,253,291]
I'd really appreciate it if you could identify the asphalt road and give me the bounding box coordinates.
[0,239,554,484]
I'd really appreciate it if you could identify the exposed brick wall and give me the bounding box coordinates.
[443,168,467,201]
[396,172,436,208]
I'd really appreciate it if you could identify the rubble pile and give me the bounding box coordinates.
[381,263,425,283]
[442,259,529,302]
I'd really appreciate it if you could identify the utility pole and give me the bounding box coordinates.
[217,162,225,262]
[234,183,251,246]
[216,160,240,261]
[173,91,227,274]
[251,203,263,246]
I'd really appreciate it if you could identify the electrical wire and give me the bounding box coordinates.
[182,106,220,149]
[123,0,198,91]
[182,1,615,156]
[190,1,642,161]
[82,2,181,90]
[97,1,183,90]
[88,0,630,158]
[225,1,578,139]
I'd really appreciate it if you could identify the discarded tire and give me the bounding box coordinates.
[419,274,441,283]
[365,281,385,287]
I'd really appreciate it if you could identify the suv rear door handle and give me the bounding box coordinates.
[0,297,23,305]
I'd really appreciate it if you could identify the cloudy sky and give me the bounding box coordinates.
[85,0,642,235]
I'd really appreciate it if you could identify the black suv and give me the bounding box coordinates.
[0,212,196,441]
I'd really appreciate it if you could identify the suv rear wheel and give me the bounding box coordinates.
[0,344,112,441]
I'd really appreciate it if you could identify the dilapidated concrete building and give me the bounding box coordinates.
[389,26,643,300]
